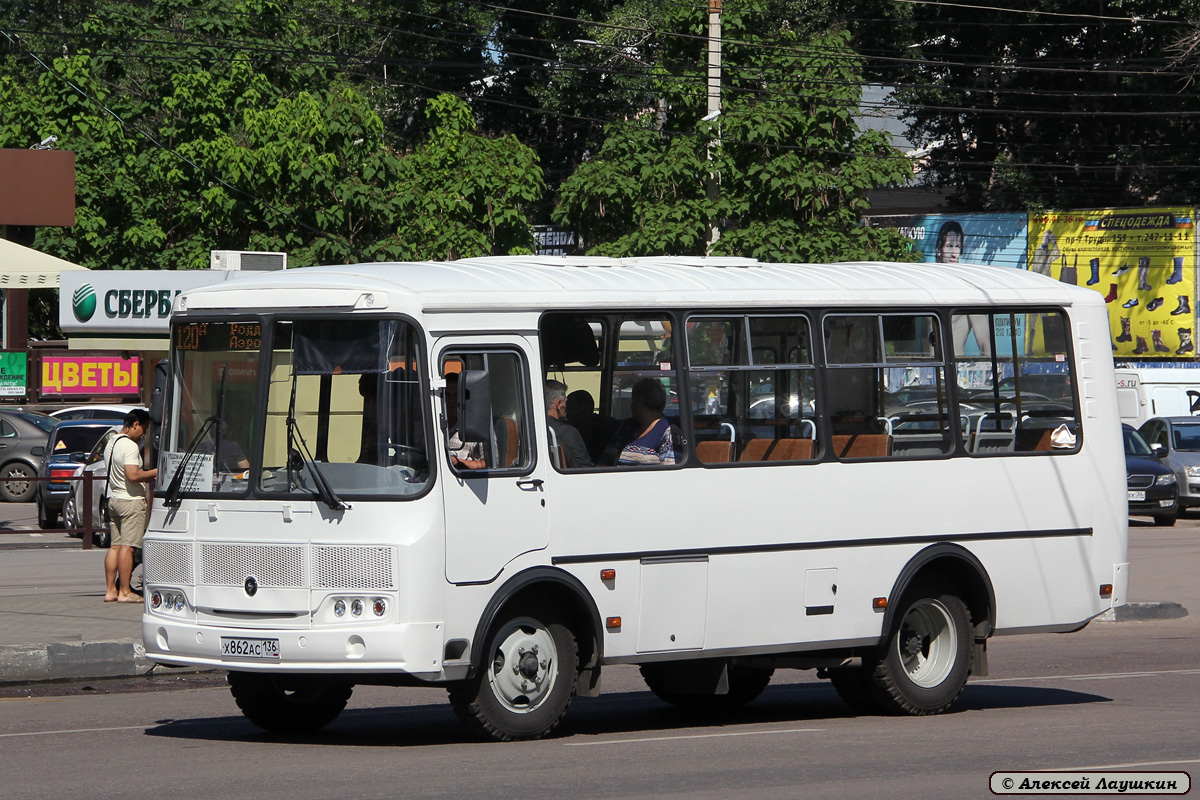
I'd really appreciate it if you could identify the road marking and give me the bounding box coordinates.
[1050,758,1200,771]
[0,724,146,738]
[565,728,822,746]
[976,667,1200,684]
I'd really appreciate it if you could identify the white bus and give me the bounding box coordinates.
[143,256,1128,741]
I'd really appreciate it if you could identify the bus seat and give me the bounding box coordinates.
[697,440,734,464]
[739,439,772,462]
[494,417,520,467]
[772,438,814,460]
[738,438,814,462]
[1015,428,1054,452]
[973,431,1015,453]
[832,433,891,459]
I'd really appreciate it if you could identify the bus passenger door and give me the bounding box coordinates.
[437,341,549,584]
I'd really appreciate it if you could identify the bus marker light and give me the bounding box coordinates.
[1099,584,1113,598]
[600,569,616,581]
[605,617,622,630]
[872,597,888,609]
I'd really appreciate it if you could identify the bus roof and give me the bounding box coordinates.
[175,257,1102,315]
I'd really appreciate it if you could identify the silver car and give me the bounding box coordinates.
[62,429,120,546]
[1138,416,1200,511]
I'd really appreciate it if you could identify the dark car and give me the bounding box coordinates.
[35,419,120,527]
[1123,424,1178,526]
[0,409,57,503]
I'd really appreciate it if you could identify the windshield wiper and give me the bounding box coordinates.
[286,373,349,512]
[163,363,228,508]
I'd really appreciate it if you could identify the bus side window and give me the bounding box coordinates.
[956,311,1080,456]
[442,352,532,473]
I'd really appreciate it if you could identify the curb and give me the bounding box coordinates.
[0,639,151,685]
[1094,601,1189,622]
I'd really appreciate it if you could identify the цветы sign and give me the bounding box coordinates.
[41,356,139,396]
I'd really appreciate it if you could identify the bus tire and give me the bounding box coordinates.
[867,583,972,716]
[827,667,882,714]
[227,671,353,734]
[448,608,578,742]
[640,662,773,710]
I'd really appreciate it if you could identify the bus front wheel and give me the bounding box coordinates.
[448,608,578,741]
[227,672,353,733]
[866,583,972,715]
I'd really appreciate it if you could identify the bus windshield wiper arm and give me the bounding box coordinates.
[285,375,349,512]
[162,415,217,508]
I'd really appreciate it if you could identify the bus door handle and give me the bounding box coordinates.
[516,478,544,491]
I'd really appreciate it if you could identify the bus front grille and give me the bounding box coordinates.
[313,546,395,590]
[144,541,194,585]
[200,544,307,588]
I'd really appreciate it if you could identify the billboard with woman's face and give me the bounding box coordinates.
[881,213,1029,269]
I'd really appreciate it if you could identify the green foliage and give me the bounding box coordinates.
[555,27,915,262]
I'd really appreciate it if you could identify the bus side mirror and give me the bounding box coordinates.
[458,369,493,442]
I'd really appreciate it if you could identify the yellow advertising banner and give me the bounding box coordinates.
[1028,208,1195,359]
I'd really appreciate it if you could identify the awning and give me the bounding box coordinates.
[0,238,87,288]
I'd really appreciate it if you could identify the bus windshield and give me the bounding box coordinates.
[160,317,430,501]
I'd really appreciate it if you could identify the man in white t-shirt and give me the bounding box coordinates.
[103,409,158,603]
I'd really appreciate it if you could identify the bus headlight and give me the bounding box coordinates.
[350,599,364,617]
[334,600,346,618]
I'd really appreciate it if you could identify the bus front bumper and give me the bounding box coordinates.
[142,616,446,676]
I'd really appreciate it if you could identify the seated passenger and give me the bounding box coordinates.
[566,389,608,463]
[545,380,592,469]
[602,378,677,467]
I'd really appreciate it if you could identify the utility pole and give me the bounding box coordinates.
[705,0,722,251]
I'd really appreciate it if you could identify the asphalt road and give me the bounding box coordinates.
[0,505,1197,799]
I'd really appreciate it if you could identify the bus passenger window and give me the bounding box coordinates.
[824,313,951,459]
[955,311,1080,455]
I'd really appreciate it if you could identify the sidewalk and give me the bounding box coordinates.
[0,523,1193,685]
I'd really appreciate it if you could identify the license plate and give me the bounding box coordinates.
[1127,490,1146,501]
[221,637,280,659]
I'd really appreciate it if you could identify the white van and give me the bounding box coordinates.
[1115,367,1200,427]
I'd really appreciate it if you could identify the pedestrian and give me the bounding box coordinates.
[103,408,157,603]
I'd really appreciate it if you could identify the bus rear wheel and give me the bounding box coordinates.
[865,583,972,716]
[448,609,578,742]
[640,661,774,710]
[227,672,353,734]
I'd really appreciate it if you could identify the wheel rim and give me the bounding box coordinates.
[895,598,957,689]
[63,497,76,528]
[4,466,31,498]
[486,617,558,714]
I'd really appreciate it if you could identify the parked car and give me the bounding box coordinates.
[63,428,122,546]
[1122,424,1178,526]
[35,419,121,527]
[49,405,139,422]
[1138,416,1200,514]
[0,409,57,502]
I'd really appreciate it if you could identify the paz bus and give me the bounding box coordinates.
[143,256,1128,741]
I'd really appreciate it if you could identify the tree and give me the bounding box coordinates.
[840,0,1200,210]
[554,27,915,261]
